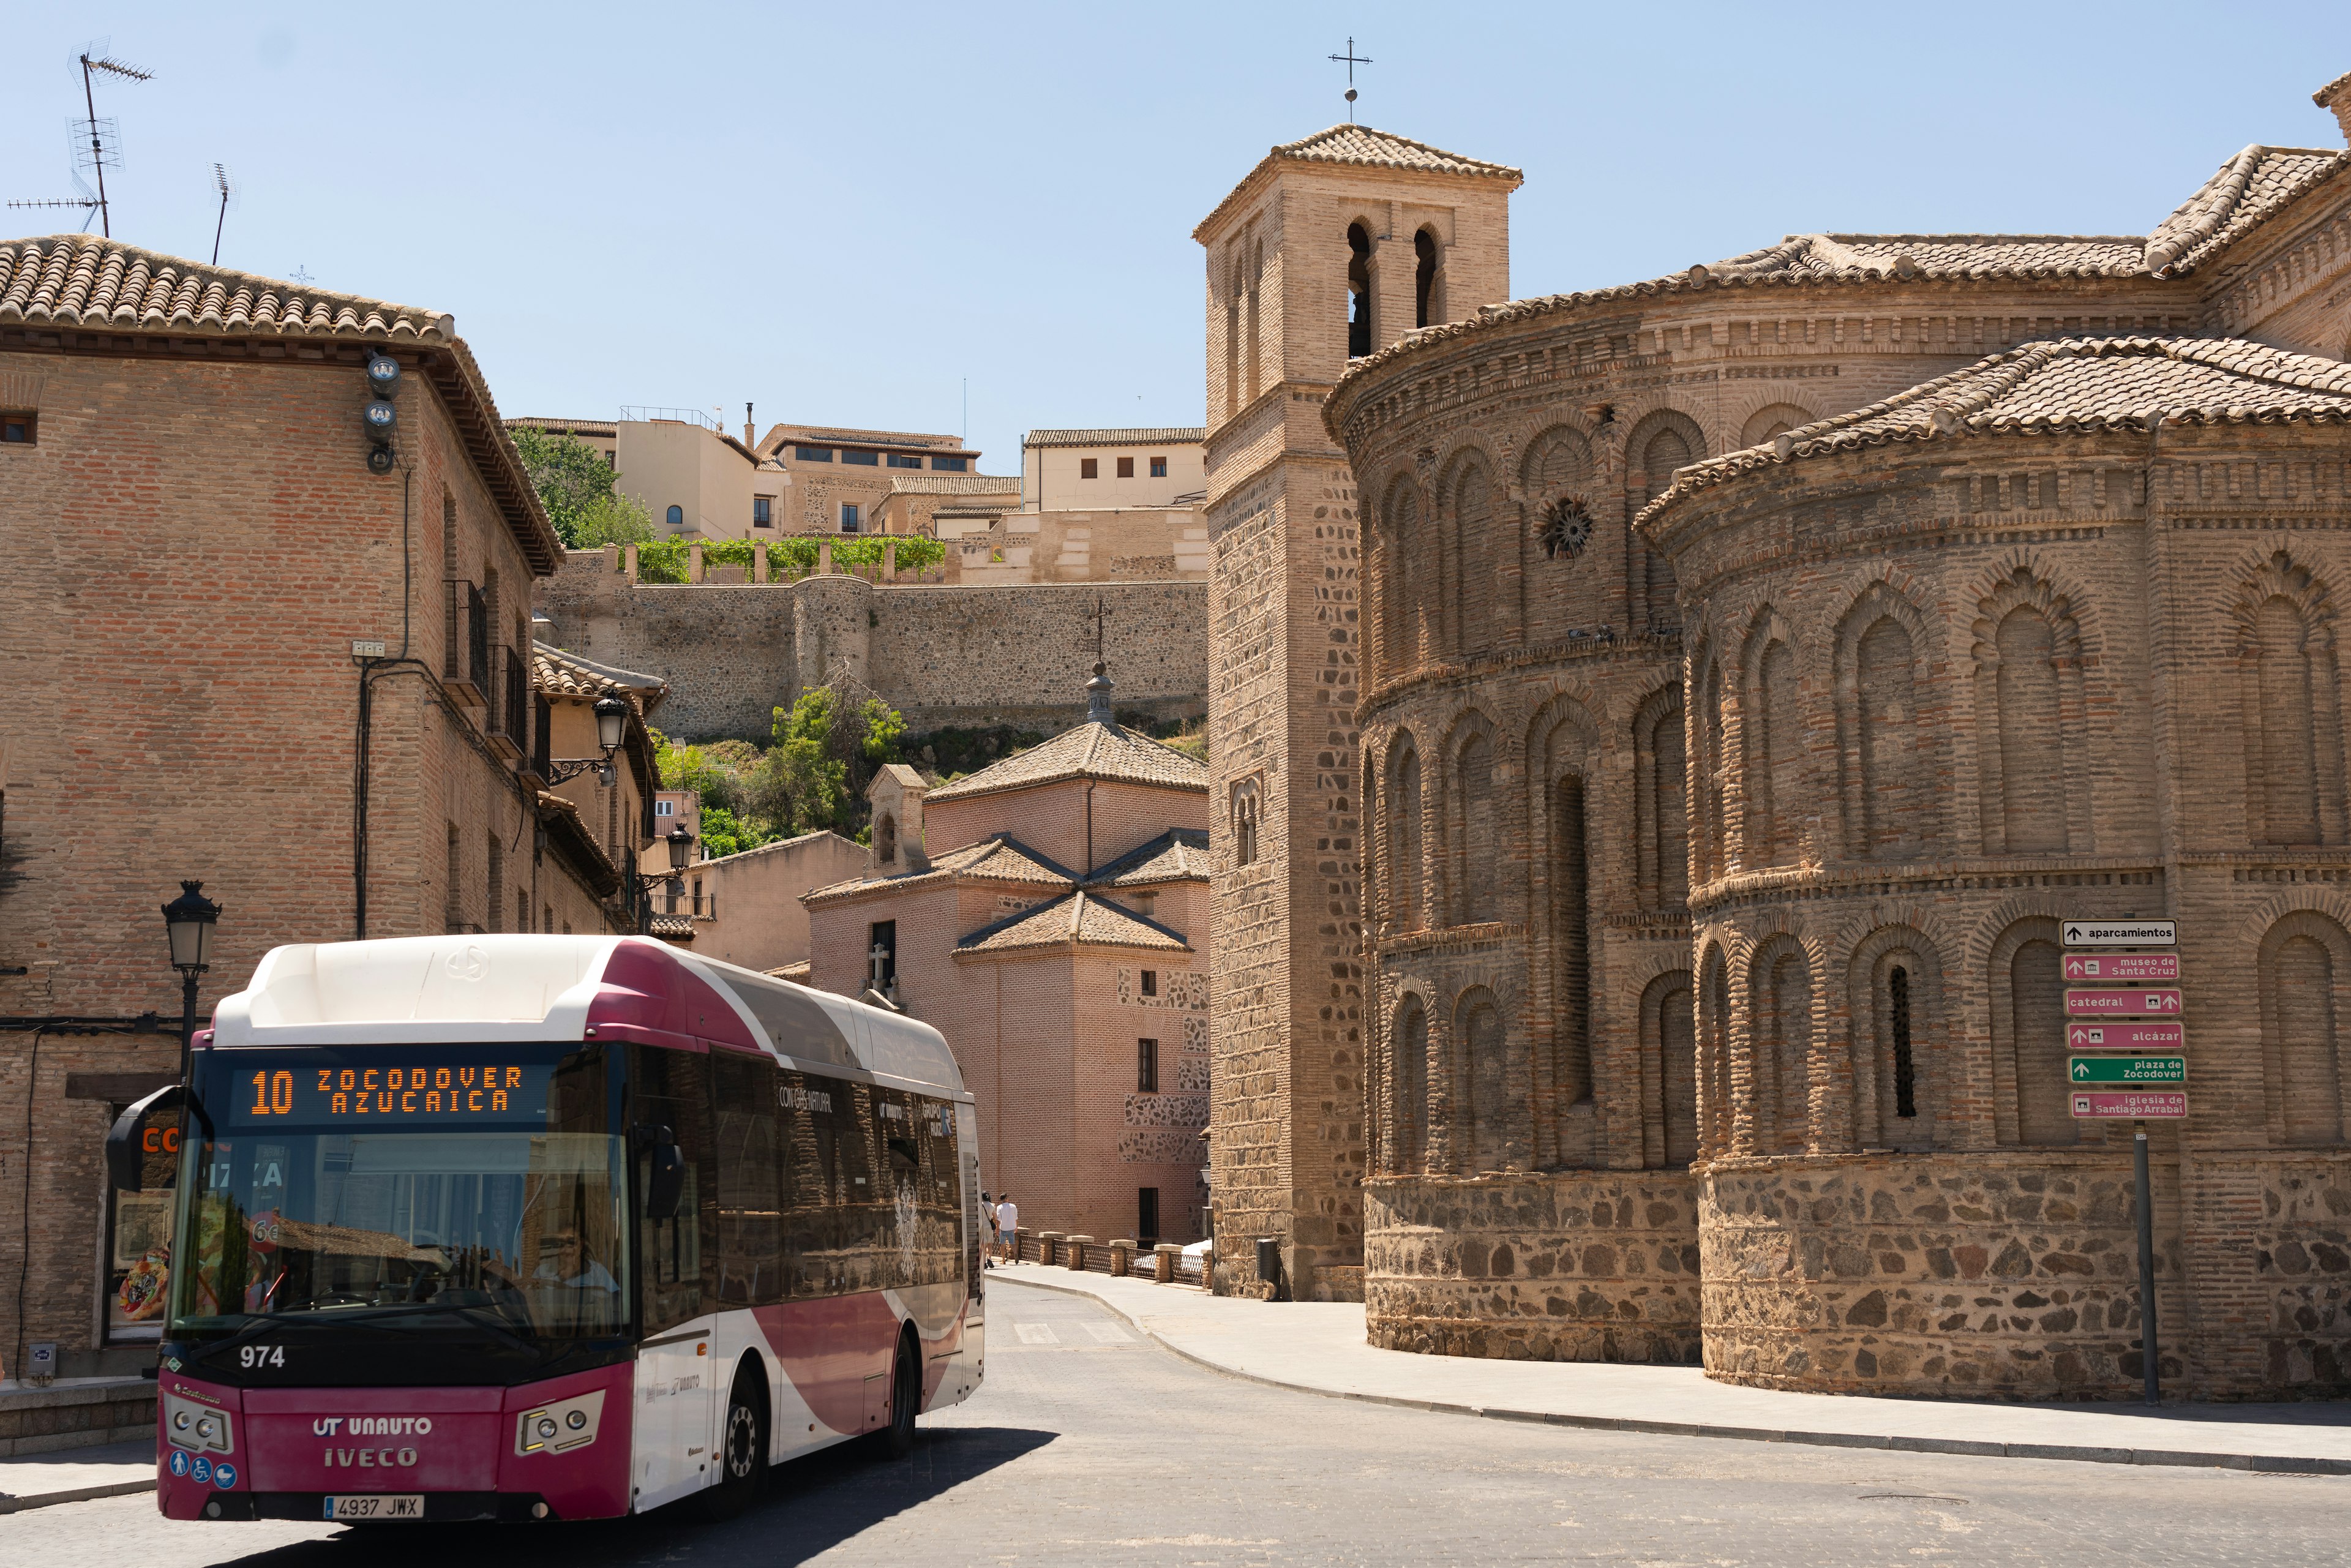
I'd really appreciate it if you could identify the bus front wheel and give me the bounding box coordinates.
[877,1330,918,1460]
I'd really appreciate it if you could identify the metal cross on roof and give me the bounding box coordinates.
[1328,36,1372,121]
[1087,594,1112,669]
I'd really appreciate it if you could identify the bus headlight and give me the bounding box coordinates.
[163,1393,234,1455]
[515,1389,604,1456]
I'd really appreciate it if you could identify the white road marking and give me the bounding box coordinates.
[1015,1322,1059,1345]
[1081,1321,1135,1343]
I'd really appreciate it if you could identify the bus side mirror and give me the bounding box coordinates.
[637,1125,686,1221]
[106,1084,182,1193]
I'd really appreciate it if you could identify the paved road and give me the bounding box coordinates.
[12,1280,2341,1566]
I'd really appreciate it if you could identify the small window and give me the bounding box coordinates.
[841,502,861,533]
[665,504,684,528]
[604,450,615,467]
[1137,1039,1158,1093]
[1081,458,1099,479]
[752,497,773,527]
[1140,969,1158,997]
[794,446,833,462]
[1116,456,1135,479]
[1137,1187,1160,1243]
[656,799,676,817]
[0,411,35,445]
[932,456,967,473]
[887,453,923,469]
[1150,456,1167,478]
[1230,778,1261,866]
[842,449,879,467]
[868,919,898,989]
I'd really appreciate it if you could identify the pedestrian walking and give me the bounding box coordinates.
[995,1193,1018,1265]
[980,1191,999,1269]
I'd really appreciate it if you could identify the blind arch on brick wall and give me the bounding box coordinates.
[1444,715,1502,926]
[1847,926,1946,1152]
[1698,943,1733,1159]
[2231,552,2345,848]
[1749,935,1815,1155]
[1521,422,1603,637]
[2259,910,2350,1146]
[1834,583,1940,861]
[1384,732,1425,932]
[1989,917,2072,1147]
[1739,402,1813,448]
[1633,684,1689,912]
[1972,567,2090,856]
[1379,475,1422,679]
[1692,647,1730,885]
[1739,612,1805,870]
[1390,991,1431,1173]
[1640,970,1698,1168]
[1626,410,1701,632]
[1444,452,1499,659]
[1453,987,1510,1173]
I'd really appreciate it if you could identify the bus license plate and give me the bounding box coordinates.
[325,1495,424,1521]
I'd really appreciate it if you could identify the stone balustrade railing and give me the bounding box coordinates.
[1005,1228,1213,1290]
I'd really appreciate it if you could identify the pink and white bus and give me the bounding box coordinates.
[111,934,985,1524]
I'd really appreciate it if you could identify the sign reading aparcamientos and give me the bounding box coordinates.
[2061,919,2176,948]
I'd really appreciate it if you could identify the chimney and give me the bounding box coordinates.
[743,401,756,447]
[2317,70,2351,145]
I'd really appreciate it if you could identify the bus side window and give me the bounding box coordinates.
[782,1070,839,1299]
[634,1046,710,1334]
[712,1054,784,1308]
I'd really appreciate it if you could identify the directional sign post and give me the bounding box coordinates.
[2063,952,2180,983]
[2061,919,2177,948]
[2064,986,2184,1018]
[2066,1021,2184,1052]
[2068,1056,2186,1086]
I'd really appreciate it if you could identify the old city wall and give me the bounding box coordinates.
[535,552,1208,740]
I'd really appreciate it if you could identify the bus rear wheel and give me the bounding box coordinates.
[876,1330,918,1460]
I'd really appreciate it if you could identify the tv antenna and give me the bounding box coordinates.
[6,193,103,233]
[209,164,239,265]
[72,43,152,238]
[1328,37,1372,122]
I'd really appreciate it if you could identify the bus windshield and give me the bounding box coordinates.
[170,1043,626,1349]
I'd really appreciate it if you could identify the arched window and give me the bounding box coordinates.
[1224,253,1243,419]
[1851,932,1942,1150]
[1553,773,1592,1105]
[1700,947,1732,1157]
[1393,995,1430,1172]
[1641,973,1698,1168]
[1457,991,1507,1172]
[1452,727,1499,924]
[1697,656,1728,883]
[1389,740,1422,929]
[1229,778,1261,867]
[665,504,683,529]
[875,811,898,866]
[1347,222,1373,359]
[2260,913,2349,1145]
[1414,228,1439,328]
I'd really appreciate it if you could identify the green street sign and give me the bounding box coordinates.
[2068,1055,2186,1086]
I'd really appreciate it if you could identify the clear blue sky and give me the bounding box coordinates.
[6,3,2345,470]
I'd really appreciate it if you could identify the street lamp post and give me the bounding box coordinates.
[160,880,221,1086]
[664,825,694,915]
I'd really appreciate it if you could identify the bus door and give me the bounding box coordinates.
[632,1051,715,1510]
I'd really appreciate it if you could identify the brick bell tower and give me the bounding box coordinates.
[1194,127,1519,1298]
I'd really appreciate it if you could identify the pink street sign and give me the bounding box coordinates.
[2064,987,2183,1017]
[2063,953,2180,983]
[2066,1021,2186,1052]
[2071,1090,2188,1119]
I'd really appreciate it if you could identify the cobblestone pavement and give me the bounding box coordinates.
[11,1281,2342,1567]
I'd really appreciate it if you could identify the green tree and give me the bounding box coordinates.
[511,427,656,550]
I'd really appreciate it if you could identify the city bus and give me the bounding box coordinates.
[107,934,986,1524]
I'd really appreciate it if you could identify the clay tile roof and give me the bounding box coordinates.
[1022,427,1207,448]
[533,642,668,716]
[0,234,456,341]
[885,473,1023,495]
[924,720,1209,803]
[2142,144,2351,274]
[800,834,1076,904]
[956,891,1190,955]
[1637,335,2351,525]
[1271,124,1521,180]
[1088,828,1212,888]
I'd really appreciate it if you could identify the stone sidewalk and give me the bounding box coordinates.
[988,1262,2351,1474]
[0,1438,154,1513]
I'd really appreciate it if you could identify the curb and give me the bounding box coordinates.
[0,1477,156,1514]
[991,1273,2351,1477]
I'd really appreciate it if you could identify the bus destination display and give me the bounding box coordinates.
[219,1057,555,1128]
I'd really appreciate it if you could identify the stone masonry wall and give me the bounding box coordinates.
[1367,1171,1701,1363]
[536,553,1207,740]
